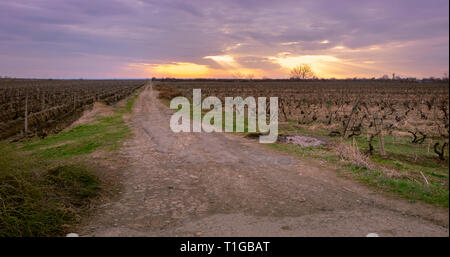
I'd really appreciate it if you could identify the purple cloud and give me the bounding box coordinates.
[0,0,448,78]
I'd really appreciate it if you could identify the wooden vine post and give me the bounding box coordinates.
[373,112,386,156]
[342,99,360,138]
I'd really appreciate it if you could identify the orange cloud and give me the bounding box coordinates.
[127,42,424,79]
[151,62,210,78]
[127,58,265,78]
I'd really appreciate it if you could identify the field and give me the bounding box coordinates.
[0,79,145,140]
[155,80,449,206]
[0,79,143,236]
[0,79,448,237]
[156,80,449,141]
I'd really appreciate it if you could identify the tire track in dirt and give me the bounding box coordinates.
[81,83,448,237]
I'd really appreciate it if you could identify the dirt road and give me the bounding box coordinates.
[81,84,448,237]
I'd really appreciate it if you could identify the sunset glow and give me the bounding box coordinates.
[150,62,210,78]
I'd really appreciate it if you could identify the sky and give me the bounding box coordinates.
[0,0,448,79]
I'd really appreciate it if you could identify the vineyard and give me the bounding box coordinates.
[0,79,145,140]
[156,80,449,160]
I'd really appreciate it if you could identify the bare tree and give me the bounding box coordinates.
[290,64,315,79]
[232,72,255,80]
[231,71,243,78]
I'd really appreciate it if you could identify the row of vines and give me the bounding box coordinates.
[158,80,449,160]
[0,79,146,140]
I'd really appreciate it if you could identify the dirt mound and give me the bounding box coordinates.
[278,134,328,147]
[66,102,113,130]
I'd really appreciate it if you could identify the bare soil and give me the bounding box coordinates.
[79,84,449,237]
[67,102,114,129]
[278,135,328,147]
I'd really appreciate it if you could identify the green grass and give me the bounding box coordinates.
[161,96,259,133]
[344,134,449,180]
[121,94,138,115]
[0,92,139,237]
[274,122,449,207]
[47,165,100,199]
[342,163,448,207]
[22,114,130,159]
